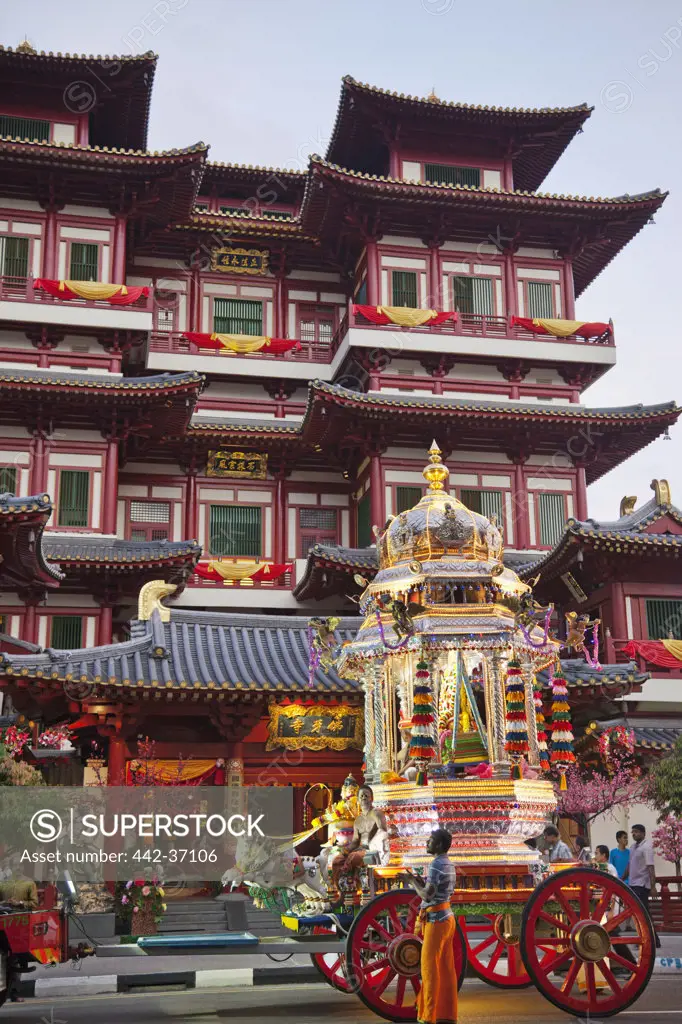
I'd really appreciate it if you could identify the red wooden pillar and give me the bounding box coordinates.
[388,148,400,179]
[575,465,588,521]
[189,266,202,332]
[102,436,119,534]
[563,258,576,320]
[611,582,628,640]
[370,453,384,531]
[428,244,440,307]
[112,214,127,283]
[185,467,198,540]
[504,250,517,318]
[42,207,58,279]
[29,431,46,494]
[98,604,114,645]
[22,599,39,645]
[512,458,529,549]
[107,734,128,786]
[365,239,380,306]
[275,271,288,338]
[273,473,287,563]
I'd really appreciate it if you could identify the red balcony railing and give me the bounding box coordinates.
[148,331,330,363]
[0,275,153,311]
[187,560,294,590]
[331,306,615,356]
[606,636,682,679]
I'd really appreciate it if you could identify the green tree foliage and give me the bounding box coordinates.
[648,735,682,818]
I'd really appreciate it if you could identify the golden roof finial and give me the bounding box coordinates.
[651,479,671,505]
[16,37,36,54]
[426,86,441,104]
[422,440,449,492]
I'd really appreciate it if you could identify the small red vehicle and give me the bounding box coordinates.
[0,903,68,1007]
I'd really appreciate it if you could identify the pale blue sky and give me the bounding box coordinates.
[6,0,682,520]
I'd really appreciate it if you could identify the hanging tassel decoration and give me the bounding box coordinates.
[559,771,567,791]
[534,678,550,773]
[549,665,576,780]
[409,659,437,761]
[504,658,529,761]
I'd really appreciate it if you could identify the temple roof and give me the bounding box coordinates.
[0,139,207,221]
[0,45,157,150]
[0,493,62,590]
[301,158,665,296]
[0,370,204,437]
[0,609,361,696]
[326,76,592,191]
[536,659,648,694]
[587,718,682,755]
[43,537,201,586]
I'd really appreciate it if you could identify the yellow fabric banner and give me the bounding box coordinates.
[376,306,437,327]
[208,560,261,580]
[62,281,128,300]
[532,318,585,338]
[661,639,682,661]
[213,333,269,353]
[128,759,216,783]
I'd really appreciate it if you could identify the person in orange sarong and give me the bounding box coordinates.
[404,828,457,1024]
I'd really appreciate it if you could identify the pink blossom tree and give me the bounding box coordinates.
[652,816,682,877]
[555,758,646,836]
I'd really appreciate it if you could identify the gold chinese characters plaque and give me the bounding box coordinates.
[211,247,269,275]
[206,450,268,479]
[266,703,364,752]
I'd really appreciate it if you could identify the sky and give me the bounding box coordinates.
[6,0,682,521]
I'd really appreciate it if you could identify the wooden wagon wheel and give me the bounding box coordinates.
[310,925,351,993]
[345,889,466,1022]
[459,913,531,988]
[521,867,655,1018]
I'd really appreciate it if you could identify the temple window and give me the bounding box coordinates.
[526,281,554,319]
[299,507,338,556]
[357,492,371,547]
[0,466,17,494]
[537,491,566,547]
[195,202,210,212]
[396,486,422,513]
[57,470,90,528]
[0,113,50,142]
[423,163,481,188]
[128,500,171,542]
[645,599,682,641]
[451,276,495,316]
[0,235,29,282]
[391,270,418,307]
[213,297,263,336]
[298,304,336,350]
[460,488,504,530]
[153,290,178,332]
[51,615,83,649]
[208,504,262,557]
[69,242,99,282]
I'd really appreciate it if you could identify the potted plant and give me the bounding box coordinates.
[118,879,167,937]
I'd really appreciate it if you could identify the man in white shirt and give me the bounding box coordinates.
[626,823,660,948]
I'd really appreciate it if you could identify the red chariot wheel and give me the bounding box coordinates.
[310,925,351,993]
[345,889,466,1022]
[521,867,655,1018]
[459,913,531,988]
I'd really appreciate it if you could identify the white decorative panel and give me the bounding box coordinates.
[504,493,514,544]
[482,168,502,190]
[402,161,421,180]
[527,493,536,545]
[264,506,273,558]
[287,507,297,559]
[91,471,102,529]
[237,489,271,503]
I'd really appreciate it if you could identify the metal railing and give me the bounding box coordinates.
[0,275,153,311]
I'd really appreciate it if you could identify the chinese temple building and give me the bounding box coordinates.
[0,45,679,799]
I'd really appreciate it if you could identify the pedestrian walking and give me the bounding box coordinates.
[626,824,661,949]
[404,828,457,1024]
[609,830,630,880]
[542,825,573,863]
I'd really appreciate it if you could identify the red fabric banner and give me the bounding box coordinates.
[510,317,611,340]
[623,640,682,668]
[34,279,149,306]
[194,561,292,583]
[183,332,300,354]
[352,305,457,326]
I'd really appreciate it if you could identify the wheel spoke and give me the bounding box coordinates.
[409,974,421,995]
[471,934,496,955]
[405,902,418,932]
[360,939,385,952]
[604,908,634,933]
[599,961,623,995]
[609,950,640,972]
[374,967,398,997]
[540,948,572,973]
[533,935,571,946]
[555,890,578,924]
[395,974,407,1007]
[537,910,570,932]
[584,961,597,1004]
[365,957,391,975]
[387,906,403,935]
[369,917,392,942]
[560,957,582,994]
[579,882,591,920]
[488,941,504,972]
[592,888,613,923]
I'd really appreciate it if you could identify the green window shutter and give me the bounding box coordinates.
[391,271,418,308]
[0,114,50,141]
[472,278,494,315]
[357,493,371,547]
[527,281,554,319]
[58,470,90,527]
[645,599,682,641]
[213,298,263,335]
[0,236,29,280]
[0,466,17,493]
[69,242,99,281]
[396,486,422,513]
[460,488,504,529]
[209,504,262,557]
[537,492,565,547]
[452,277,474,314]
[424,163,481,187]
[51,615,83,649]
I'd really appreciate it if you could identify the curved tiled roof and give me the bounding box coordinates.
[0,137,208,162]
[0,492,63,585]
[43,536,201,566]
[536,659,647,693]
[0,369,203,392]
[0,44,157,64]
[0,610,361,694]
